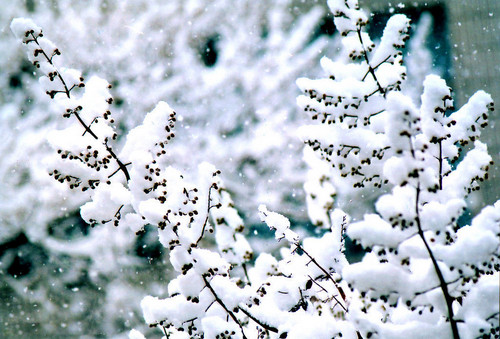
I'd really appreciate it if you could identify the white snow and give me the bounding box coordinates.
[258,204,299,243]
[10,17,42,41]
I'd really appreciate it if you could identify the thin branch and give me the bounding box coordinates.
[485,311,499,322]
[361,55,391,81]
[108,162,131,179]
[367,109,385,123]
[28,31,131,182]
[74,113,98,139]
[414,277,461,296]
[82,117,99,137]
[105,142,131,181]
[242,263,251,285]
[438,140,443,190]
[415,184,460,339]
[307,274,328,294]
[238,306,278,333]
[30,33,72,98]
[356,29,385,96]
[403,122,459,338]
[195,184,217,246]
[295,243,347,312]
[202,275,248,339]
[205,299,217,313]
[161,325,170,338]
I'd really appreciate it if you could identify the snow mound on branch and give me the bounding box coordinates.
[258,204,298,243]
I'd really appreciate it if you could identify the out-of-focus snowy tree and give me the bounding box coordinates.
[136,0,499,333]
[298,0,499,337]
[402,11,435,104]
[2,0,335,336]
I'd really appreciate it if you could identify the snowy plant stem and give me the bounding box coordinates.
[195,184,216,246]
[438,140,443,190]
[414,277,462,296]
[415,184,460,339]
[75,113,99,139]
[28,32,72,98]
[356,28,385,96]
[27,31,131,182]
[361,56,391,82]
[407,125,459,338]
[161,325,170,338]
[202,275,248,339]
[242,263,251,285]
[104,143,131,181]
[238,306,278,333]
[295,243,347,312]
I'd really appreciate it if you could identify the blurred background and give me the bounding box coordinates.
[0,0,498,337]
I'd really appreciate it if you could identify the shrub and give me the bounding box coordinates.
[298,0,499,337]
[11,0,499,338]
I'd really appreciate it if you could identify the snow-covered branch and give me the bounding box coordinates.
[298,1,499,338]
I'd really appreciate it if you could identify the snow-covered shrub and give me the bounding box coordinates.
[11,0,499,337]
[2,0,333,230]
[12,14,358,339]
[5,2,333,336]
[8,18,175,336]
[298,0,499,338]
[137,203,357,339]
[11,17,258,339]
